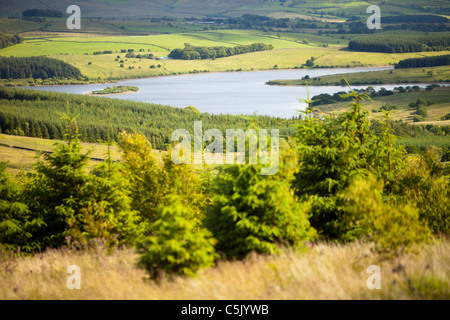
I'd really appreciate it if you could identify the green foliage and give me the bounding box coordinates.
[305,56,315,68]
[205,140,316,259]
[25,110,91,248]
[349,34,450,53]
[396,150,450,235]
[91,86,139,95]
[0,162,44,253]
[119,132,206,234]
[168,43,273,60]
[0,56,83,80]
[0,32,23,49]
[293,82,406,239]
[24,111,142,249]
[22,9,63,18]
[396,55,450,69]
[339,175,431,256]
[441,113,450,120]
[138,196,217,279]
[0,86,298,149]
[69,162,143,248]
[379,103,397,112]
[416,105,428,118]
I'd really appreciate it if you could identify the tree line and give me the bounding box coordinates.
[382,15,448,24]
[0,87,298,150]
[348,35,450,53]
[22,9,63,18]
[0,32,23,49]
[0,57,83,80]
[395,55,450,69]
[168,43,273,60]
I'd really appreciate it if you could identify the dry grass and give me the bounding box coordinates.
[1,239,448,300]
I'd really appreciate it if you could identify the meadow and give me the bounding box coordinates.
[2,28,448,81]
[268,64,450,86]
[315,86,450,124]
[1,238,448,300]
[0,133,124,176]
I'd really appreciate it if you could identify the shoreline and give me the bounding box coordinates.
[10,65,394,88]
[267,80,449,87]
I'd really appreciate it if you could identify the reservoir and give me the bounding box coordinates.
[24,67,424,118]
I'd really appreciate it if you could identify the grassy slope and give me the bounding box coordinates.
[0,134,124,175]
[1,239,448,299]
[316,86,450,124]
[268,64,450,86]
[2,0,447,19]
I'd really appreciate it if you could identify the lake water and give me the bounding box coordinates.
[24,67,431,118]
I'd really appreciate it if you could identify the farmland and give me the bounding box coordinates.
[2,29,449,82]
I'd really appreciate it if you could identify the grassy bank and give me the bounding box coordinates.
[315,86,450,124]
[267,64,450,86]
[1,239,448,300]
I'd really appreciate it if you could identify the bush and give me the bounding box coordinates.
[0,163,43,253]
[396,150,450,235]
[138,197,217,279]
[25,111,92,248]
[205,140,316,259]
[293,88,406,239]
[416,105,428,118]
[340,175,431,256]
[119,132,206,235]
[441,113,450,120]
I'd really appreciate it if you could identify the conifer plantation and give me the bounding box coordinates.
[0,87,298,150]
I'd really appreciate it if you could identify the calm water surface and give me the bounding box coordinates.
[25,67,428,118]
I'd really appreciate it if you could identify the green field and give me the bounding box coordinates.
[314,86,450,125]
[2,28,448,81]
[269,65,450,86]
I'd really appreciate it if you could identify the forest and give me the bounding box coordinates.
[0,32,23,49]
[22,9,63,18]
[348,35,450,53]
[395,55,450,69]
[0,87,298,150]
[382,15,448,24]
[1,86,448,156]
[0,89,448,285]
[168,43,273,60]
[0,57,83,80]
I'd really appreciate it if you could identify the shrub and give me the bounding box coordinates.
[0,163,44,253]
[340,175,431,256]
[24,112,142,250]
[205,140,316,259]
[293,84,406,239]
[119,132,205,235]
[416,105,428,118]
[138,197,217,279]
[396,150,450,235]
[25,111,91,248]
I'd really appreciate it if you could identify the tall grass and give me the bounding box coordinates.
[1,239,448,300]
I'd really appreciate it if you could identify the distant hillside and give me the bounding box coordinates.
[1,0,450,19]
[0,0,264,18]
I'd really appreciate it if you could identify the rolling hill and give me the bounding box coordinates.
[1,0,449,19]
